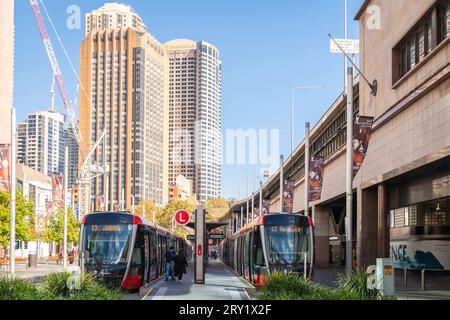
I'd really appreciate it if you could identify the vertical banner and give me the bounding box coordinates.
[282,180,294,213]
[52,173,64,208]
[309,156,325,201]
[45,200,54,215]
[96,194,106,211]
[262,199,270,215]
[353,116,374,177]
[0,144,11,192]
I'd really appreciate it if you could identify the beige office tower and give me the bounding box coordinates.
[84,2,147,37]
[0,0,14,144]
[80,4,168,211]
[164,40,222,202]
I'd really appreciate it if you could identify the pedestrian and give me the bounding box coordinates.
[173,249,188,282]
[165,246,176,281]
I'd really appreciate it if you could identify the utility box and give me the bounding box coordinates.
[376,258,395,296]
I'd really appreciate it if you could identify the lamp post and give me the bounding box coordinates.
[291,85,328,154]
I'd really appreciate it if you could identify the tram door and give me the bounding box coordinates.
[149,232,157,280]
[143,234,150,283]
[244,233,251,282]
[248,231,254,283]
[240,237,245,276]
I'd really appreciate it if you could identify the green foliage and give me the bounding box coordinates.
[135,199,157,222]
[0,275,43,300]
[42,272,122,300]
[257,271,368,300]
[0,190,36,247]
[157,200,194,238]
[336,267,380,300]
[44,207,80,245]
[205,197,230,222]
[0,273,122,300]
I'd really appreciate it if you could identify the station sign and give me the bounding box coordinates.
[208,233,225,240]
[188,233,225,240]
[329,38,360,55]
[175,209,190,226]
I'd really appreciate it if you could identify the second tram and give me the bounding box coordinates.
[220,213,314,287]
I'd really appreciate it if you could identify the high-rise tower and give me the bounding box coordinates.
[164,39,222,201]
[80,4,168,210]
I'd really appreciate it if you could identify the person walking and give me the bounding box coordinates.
[173,249,188,282]
[165,246,176,281]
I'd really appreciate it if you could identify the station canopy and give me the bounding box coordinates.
[186,222,228,232]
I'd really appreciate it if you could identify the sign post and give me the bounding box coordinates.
[194,205,205,284]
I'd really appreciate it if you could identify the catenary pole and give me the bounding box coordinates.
[345,67,354,274]
[304,122,310,216]
[63,145,69,270]
[10,108,16,276]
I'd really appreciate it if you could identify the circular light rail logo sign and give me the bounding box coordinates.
[175,210,190,226]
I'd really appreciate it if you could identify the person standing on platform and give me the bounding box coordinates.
[165,246,176,281]
[173,249,188,282]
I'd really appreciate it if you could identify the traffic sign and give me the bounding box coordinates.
[208,239,214,245]
[175,209,190,226]
[187,235,196,241]
[330,38,359,55]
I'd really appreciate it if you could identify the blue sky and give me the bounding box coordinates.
[14,0,363,200]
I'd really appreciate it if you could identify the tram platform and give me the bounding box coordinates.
[140,260,254,300]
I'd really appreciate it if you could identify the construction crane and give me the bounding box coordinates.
[29,0,106,217]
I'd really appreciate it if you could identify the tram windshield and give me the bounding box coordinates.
[82,224,133,266]
[265,224,311,265]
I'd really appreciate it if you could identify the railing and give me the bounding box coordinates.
[402,267,450,290]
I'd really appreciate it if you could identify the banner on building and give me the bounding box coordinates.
[45,200,54,215]
[309,156,325,202]
[282,180,295,213]
[52,173,64,208]
[262,199,270,215]
[0,144,11,192]
[353,116,374,177]
[96,194,106,211]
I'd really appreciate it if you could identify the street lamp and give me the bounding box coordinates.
[291,85,328,154]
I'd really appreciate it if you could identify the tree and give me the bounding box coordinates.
[0,190,36,247]
[135,199,158,222]
[205,197,230,222]
[44,208,80,245]
[157,200,194,238]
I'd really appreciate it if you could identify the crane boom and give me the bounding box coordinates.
[29,0,108,217]
[29,0,81,146]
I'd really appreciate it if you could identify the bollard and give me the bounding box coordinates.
[404,267,407,287]
[304,252,307,280]
[421,269,425,291]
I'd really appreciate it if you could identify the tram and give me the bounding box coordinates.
[220,213,314,287]
[79,211,191,290]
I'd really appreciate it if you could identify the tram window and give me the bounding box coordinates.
[253,231,264,266]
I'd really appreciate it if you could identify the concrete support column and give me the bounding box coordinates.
[312,205,329,268]
[357,187,378,267]
[377,184,389,258]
